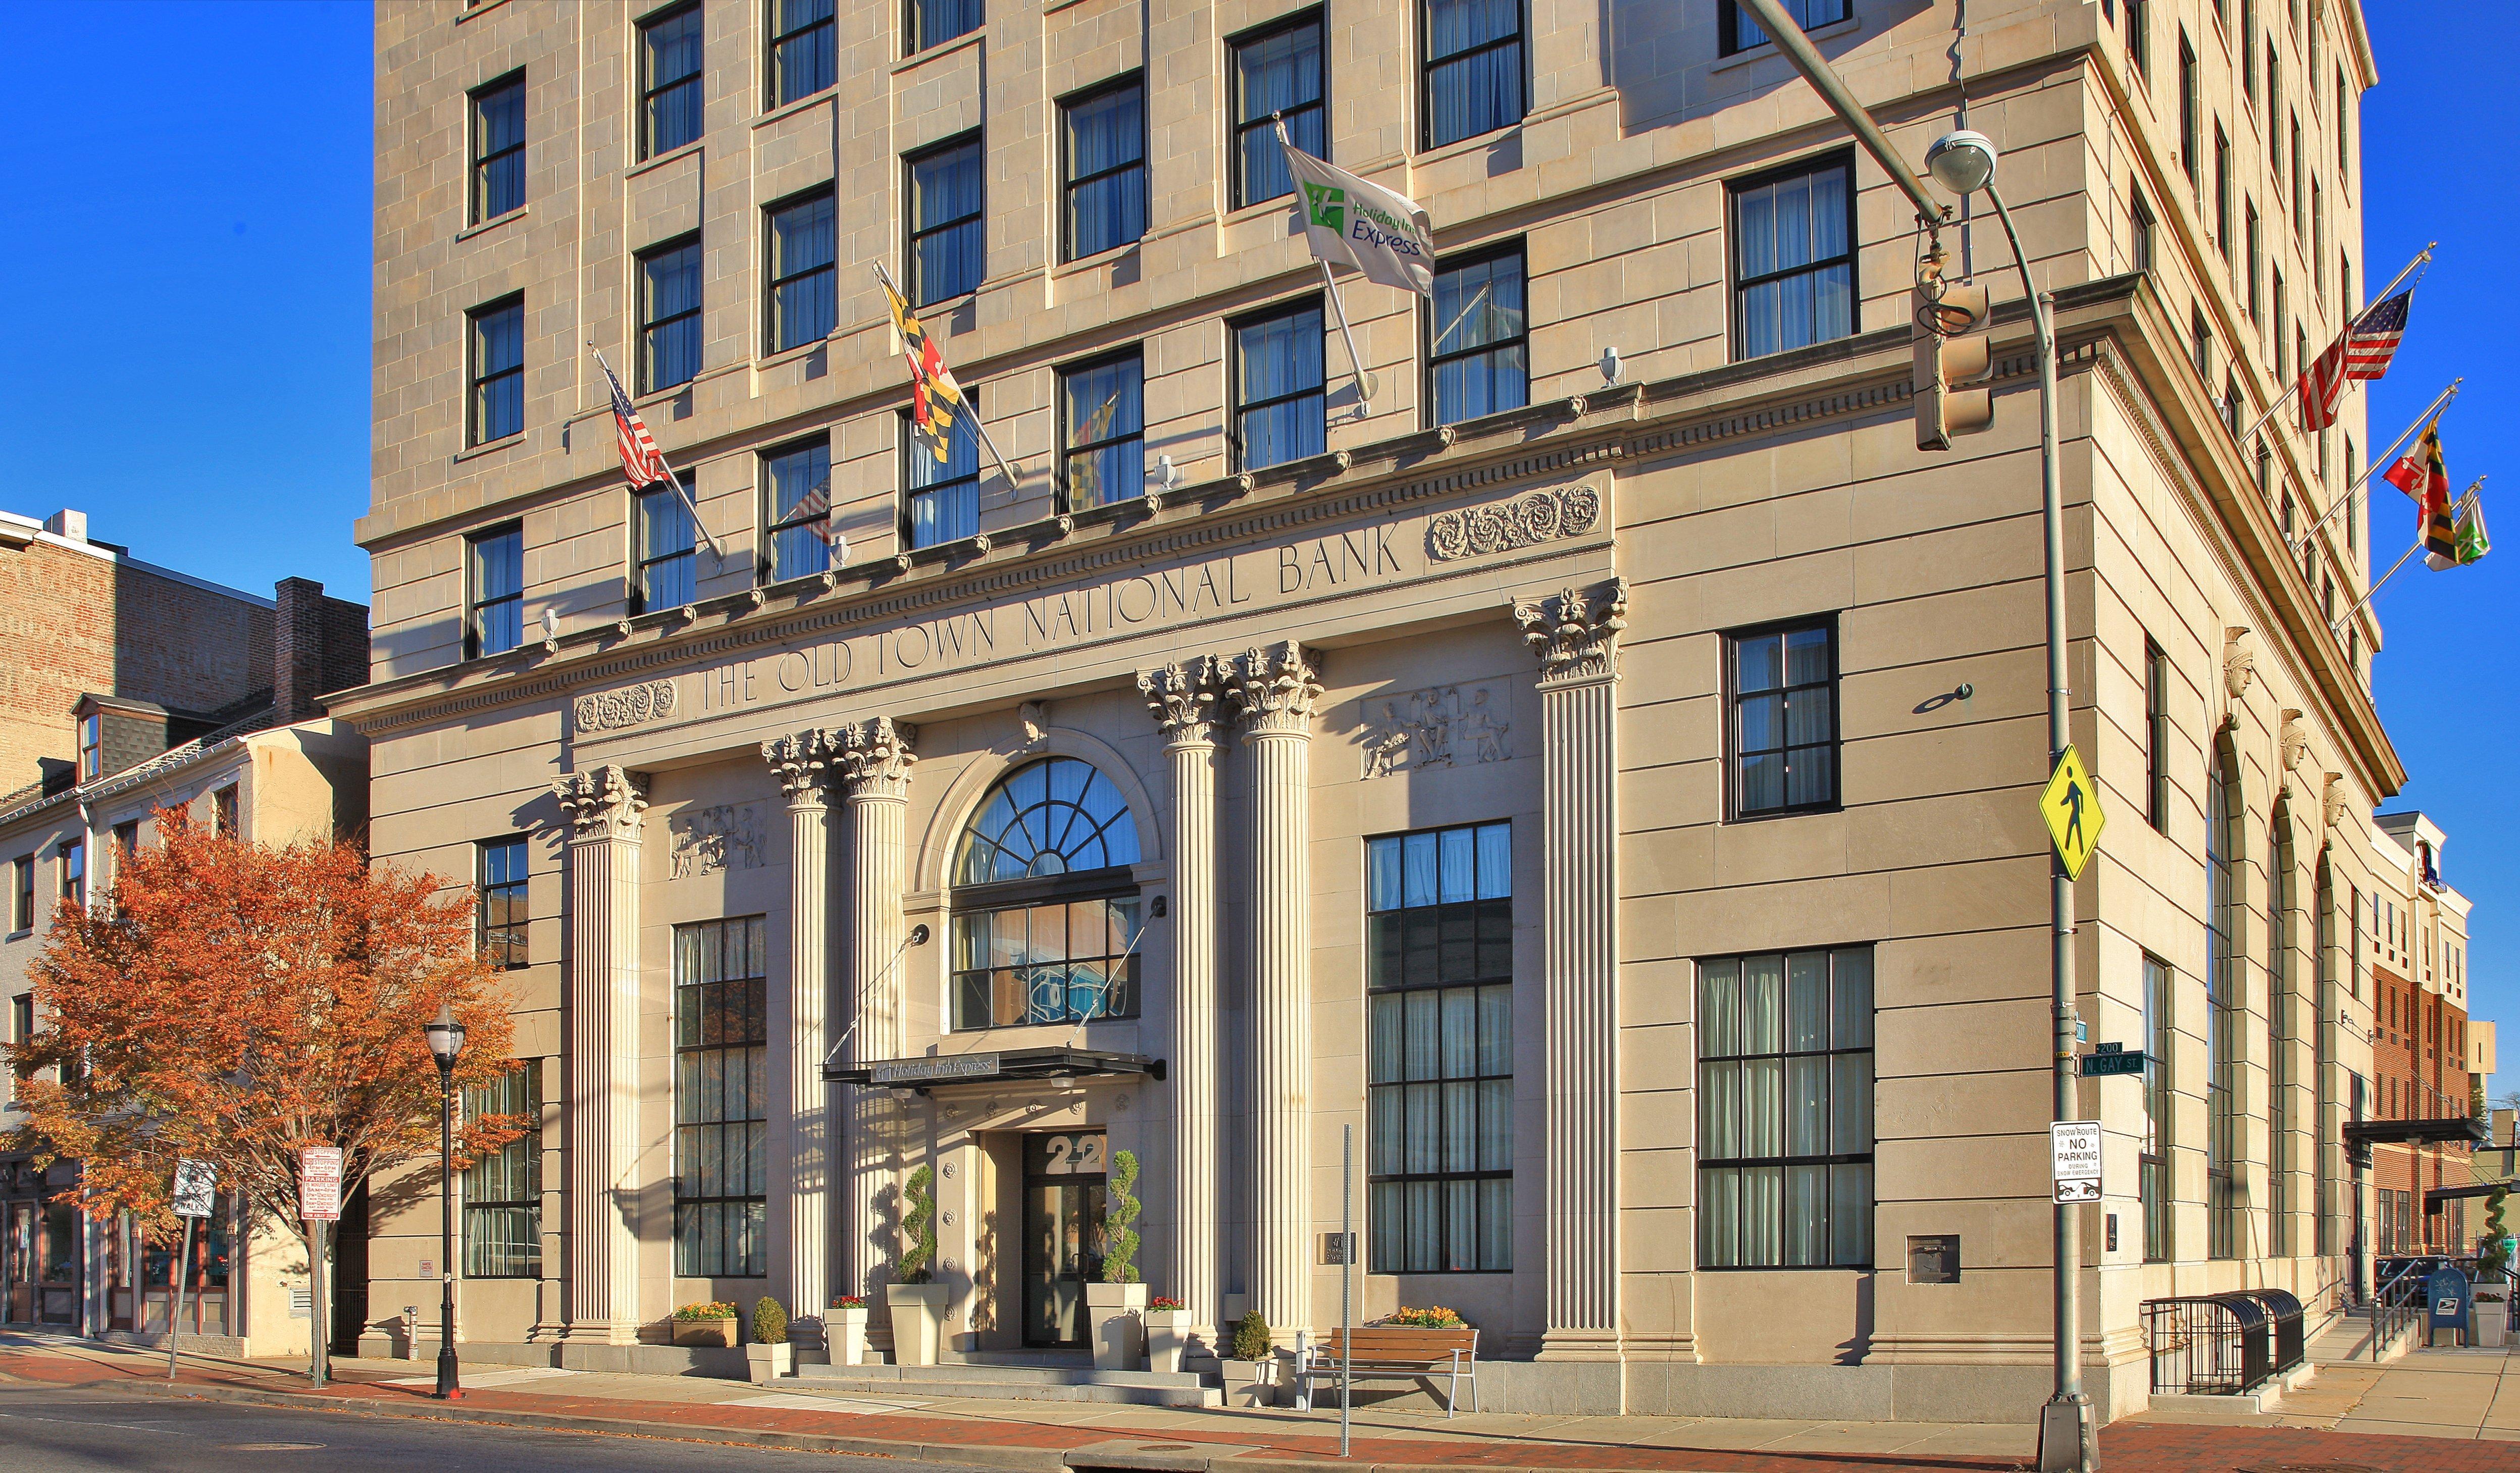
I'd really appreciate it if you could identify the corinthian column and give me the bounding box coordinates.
[553,764,646,1346]
[1224,642,1322,1343]
[1513,580,1628,1358]
[834,717,916,1301]
[1140,657,1222,1353]
[763,729,838,1350]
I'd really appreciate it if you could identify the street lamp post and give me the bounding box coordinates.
[424,1003,468,1401]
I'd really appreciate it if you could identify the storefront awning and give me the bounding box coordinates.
[825,1046,1164,1090]
[2343,1115,2490,1166]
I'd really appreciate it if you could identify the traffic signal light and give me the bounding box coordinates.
[1913,280,1995,450]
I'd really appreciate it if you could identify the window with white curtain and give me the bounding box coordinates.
[1697,946,1874,1269]
[903,392,980,548]
[1728,154,1855,360]
[1367,821,1512,1275]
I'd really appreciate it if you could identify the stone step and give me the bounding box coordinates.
[802,1361,1208,1389]
[792,1365,1221,1407]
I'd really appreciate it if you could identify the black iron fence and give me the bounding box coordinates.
[2140,1290,2306,1396]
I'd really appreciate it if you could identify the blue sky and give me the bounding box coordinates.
[0,3,2509,1096]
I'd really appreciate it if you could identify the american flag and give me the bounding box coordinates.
[2298,290,2412,432]
[790,477,839,543]
[597,353,673,487]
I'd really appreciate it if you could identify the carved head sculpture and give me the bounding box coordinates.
[2222,626,2256,701]
[2322,772,2350,831]
[2278,709,2309,773]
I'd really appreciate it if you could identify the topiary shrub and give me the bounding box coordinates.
[1230,1309,1272,1361]
[2484,1187,2511,1281]
[899,1165,937,1284]
[1101,1149,1142,1283]
[752,1295,789,1346]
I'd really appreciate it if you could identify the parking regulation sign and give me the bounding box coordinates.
[172,1159,216,1219]
[2050,1121,2103,1203]
[299,1146,343,1222]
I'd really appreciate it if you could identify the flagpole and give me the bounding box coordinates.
[868,262,1026,489]
[587,344,726,560]
[2291,378,2460,552]
[2330,478,2480,635]
[1273,114,1379,405]
[2238,242,2433,453]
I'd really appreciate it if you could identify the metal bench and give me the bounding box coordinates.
[1296,1327,1480,1415]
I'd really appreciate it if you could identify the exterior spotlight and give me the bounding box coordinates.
[1925,130,1997,197]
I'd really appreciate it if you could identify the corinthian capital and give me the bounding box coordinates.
[1513,578,1628,687]
[762,729,838,806]
[1224,642,1322,736]
[1139,656,1221,745]
[554,764,648,842]
[834,717,918,799]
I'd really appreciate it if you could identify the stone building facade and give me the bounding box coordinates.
[347,0,2405,1419]
[2365,811,2483,1256]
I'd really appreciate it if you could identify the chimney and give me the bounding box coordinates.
[43,508,87,542]
[273,577,374,723]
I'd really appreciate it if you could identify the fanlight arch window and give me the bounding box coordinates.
[949,758,1145,1031]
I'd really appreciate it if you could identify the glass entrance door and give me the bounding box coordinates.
[1021,1131,1107,1348]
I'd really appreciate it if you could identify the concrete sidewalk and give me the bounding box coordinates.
[2,1330,2512,1472]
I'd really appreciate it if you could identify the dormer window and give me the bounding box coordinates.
[77,713,99,782]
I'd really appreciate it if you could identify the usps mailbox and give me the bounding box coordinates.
[2427,1266,2472,1345]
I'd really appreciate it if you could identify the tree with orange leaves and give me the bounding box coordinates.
[3,808,522,1366]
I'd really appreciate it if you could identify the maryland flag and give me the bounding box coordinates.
[882,279,964,463]
[2385,423,2456,567]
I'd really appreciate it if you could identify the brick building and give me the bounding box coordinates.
[2363,810,2487,1256]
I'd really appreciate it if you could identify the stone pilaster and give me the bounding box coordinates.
[763,729,839,1348]
[1512,580,1627,1358]
[834,717,916,1302]
[1224,642,1322,1342]
[553,764,646,1346]
[1140,657,1223,1352]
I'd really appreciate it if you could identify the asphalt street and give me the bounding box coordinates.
[0,1382,1002,1472]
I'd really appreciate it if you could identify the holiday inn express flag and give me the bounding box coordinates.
[1281,140,1435,295]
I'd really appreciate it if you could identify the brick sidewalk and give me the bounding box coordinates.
[0,1343,2506,1473]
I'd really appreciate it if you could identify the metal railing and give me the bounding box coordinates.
[2142,1295,2273,1395]
[2369,1259,2429,1361]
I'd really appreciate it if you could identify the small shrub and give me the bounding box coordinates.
[1149,1296,1186,1312]
[1230,1309,1271,1360]
[1380,1305,1467,1329]
[751,1296,789,1346]
[1101,1149,1142,1283]
[899,1165,937,1284]
[673,1300,738,1322]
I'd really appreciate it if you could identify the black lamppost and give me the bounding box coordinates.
[423,1003,467,1400]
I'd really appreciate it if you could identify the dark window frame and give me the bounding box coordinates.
[2178,30,2197,187]
[1227,296,1328,474]
[1420,0,1528,151]
[1057,72,1147,264]
[1424,241,1529,429]
[2130,187,2155,272]
[461,1062,542,1278]
[1225,8,1325,211]
[58,840,83,907]
[10,856,31,934]
[469,70,527,225]
[2144,640,2172,832]
[77,714,100,782]
[672,915,770,1279]
[638,232,704,394]
[1723,614,1842,821]
[2141,953,2174,1261]
[906,0,983,54]
[2129,0,2150,76]
[759,434,835,584]
[631,477,698,615]
[1056,348,1145,514]
[767,0,837,109]
[900,387,982,549]
[763,185,838,354]
[478,835,529,969]
[211,785,238,839]
[1717,0,1853,57]
[2206,743,2240,1259]
[905,132,986,308]
[467,294,526,447]
[466,521,525,660]
[638,1,705,162]
[1727,150,1859,362]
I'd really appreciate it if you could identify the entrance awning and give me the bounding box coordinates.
[825,1046,1165,1090]
[2343,1115,2490,1166]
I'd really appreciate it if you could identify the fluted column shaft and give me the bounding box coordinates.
[1141,659,1221,1351]
[554,766,646,1347]
[1226,644,1322,1343]
[1516,582,1627,1357]
[765,732,838,1347]
[837,719,915,1302]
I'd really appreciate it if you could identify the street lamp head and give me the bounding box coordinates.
[1926,129,1998,197]
[423,1003,467,1067]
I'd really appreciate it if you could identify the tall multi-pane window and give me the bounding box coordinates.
[904,399,981,549]
[212,785,238,838]
[1228,12,1322,208]
[1427,247,1527,427]
[9,857,29,933]
[633,479,697,613]
[673,916,768,1278]
[2213,125,2232,261]
[1231,302,1326,471]
[2241,0,2257,101]
[1366,822,1512,1274]
[639,235,703,393]
[2290,115,2303,237]
[2205,748,2240,1259]
[766,189,836,352]
[462,1064,540,1278]
[2245,204,2261,323]
[2128,0,2149,76]
[1058,352,1143,512]
[77,714,100,782]
[2178,32,2197,187]
[948,759,1143,1031]
[58,841,83,908]
[2273,271,2288,379]
[2141,954,2174,1261]
[767,0,835,107]
[1699,946,1875,1268]
[908,136,984,307]
[1730,155,1855,360]
[909,0,982,52]
[2269,820,2295,1255]
[2316,858,2337,1254]
[1422,0,1524,149]
[2130,188,2155,272]
[467,523,524,658]
[1061,78,1145,262]
[1720,0,1852,55]
[1727,620,1838,818]
[470,73,526,224]
[478,836,528,968]
[2145,640,2172,832]
[468,297,524,446]
[760,437,834,582]
[2192,307,2213,382]
[640,3,704,160]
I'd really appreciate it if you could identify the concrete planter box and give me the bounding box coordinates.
[1221,1356,1278,1408]
[1145,1308,1193,1374]
[2476,1291,2509,1348]
[672,1318,738,1348]
[831,1305,870,1365]
[745,1341,792,1384]
[1085,1282,1147,1371]
[887,1283,948,1366]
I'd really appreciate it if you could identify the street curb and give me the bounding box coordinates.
[123,1378,1070,1470]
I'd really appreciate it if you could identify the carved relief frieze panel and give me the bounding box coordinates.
[1426,484,1602,562]
[1360,682,1512,778]
[668,802,765,878]
[574,679,678,732]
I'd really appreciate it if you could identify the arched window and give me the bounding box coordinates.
[949,758,1145,1031]
[2205,746,2240,1260]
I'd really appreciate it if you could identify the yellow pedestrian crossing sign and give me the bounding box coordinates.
[2040,745,2105,880]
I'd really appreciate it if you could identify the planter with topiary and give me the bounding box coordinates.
[746,1297,792,1383]
[1220,1309,1277,1407]
[1085,1149,1149,1371]
[887,1165,949,1366]
[1144,1295,1193,1374]
[831,1295,870,1366]
[672,1300,740,1348]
